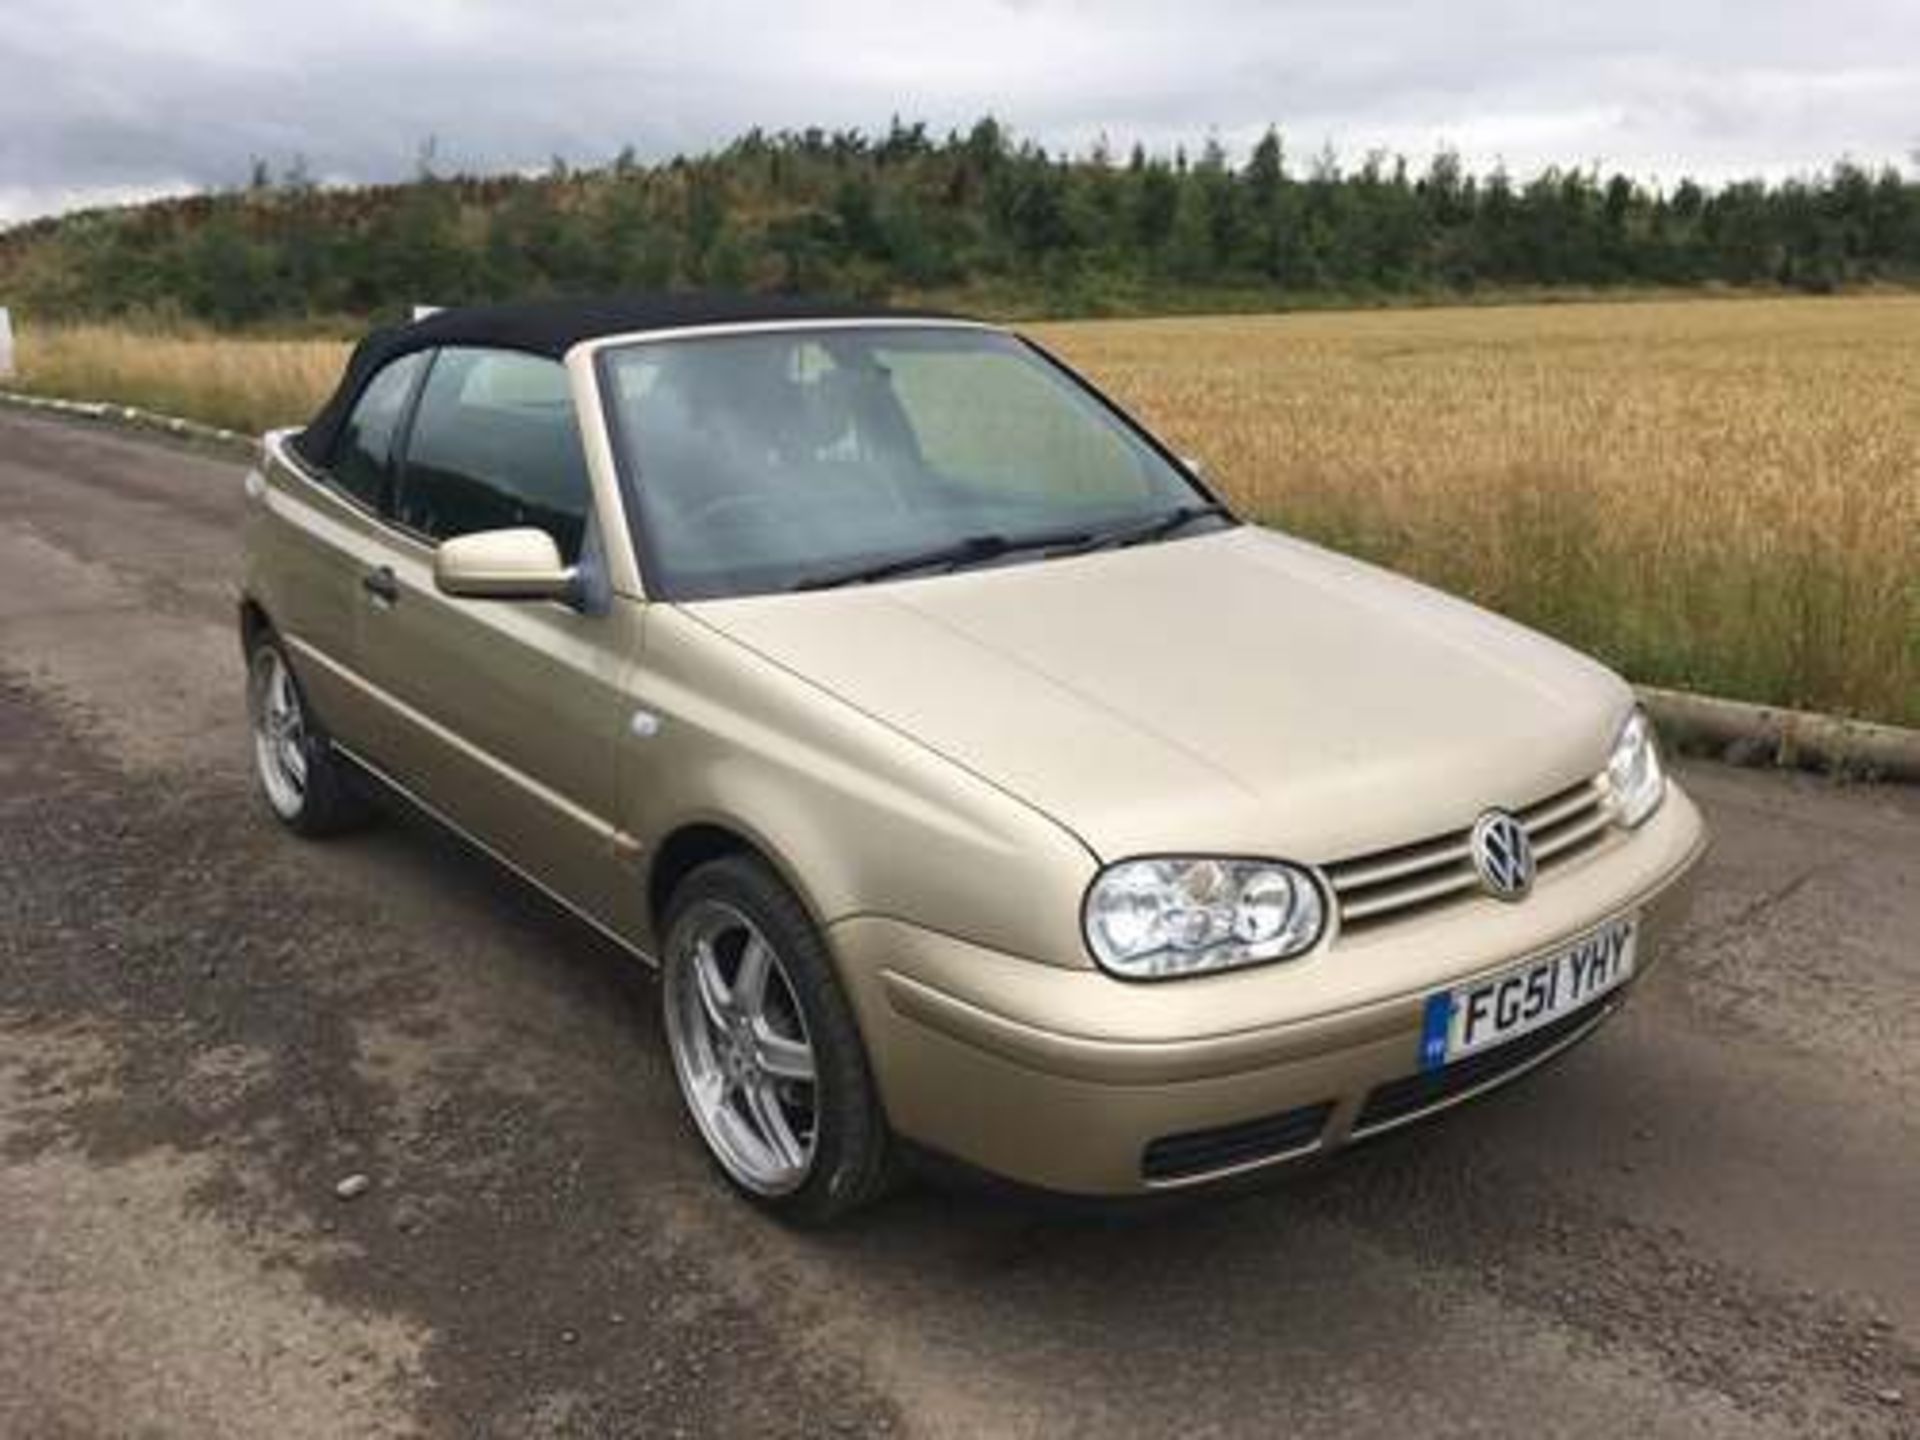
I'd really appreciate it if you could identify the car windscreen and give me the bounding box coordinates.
[598,326,1215,599]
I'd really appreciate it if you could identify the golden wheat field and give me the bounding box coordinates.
[8,296,1919,725]
[1038,297,1920,728]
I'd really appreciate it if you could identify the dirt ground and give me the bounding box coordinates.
[2,408,1916,1438]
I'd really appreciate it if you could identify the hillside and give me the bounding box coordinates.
[2,119,1918,326]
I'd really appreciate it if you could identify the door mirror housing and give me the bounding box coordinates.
[434,527,578,604]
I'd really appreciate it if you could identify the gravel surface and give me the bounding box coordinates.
[2,408,1916,1439]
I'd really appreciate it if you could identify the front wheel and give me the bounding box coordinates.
[246,635,370,836]
[661,855,895,1225]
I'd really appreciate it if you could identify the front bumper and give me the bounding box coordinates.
[830,783,1706,1196]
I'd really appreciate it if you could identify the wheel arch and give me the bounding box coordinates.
[237,594,274,659]
[646,819,834,953]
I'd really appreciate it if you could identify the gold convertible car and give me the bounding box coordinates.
[241,295,1706,1222]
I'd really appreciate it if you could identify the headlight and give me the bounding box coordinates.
[1607,707,1666,828]
[1082,857,1326,980]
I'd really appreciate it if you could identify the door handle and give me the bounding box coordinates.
[361,566,400,604]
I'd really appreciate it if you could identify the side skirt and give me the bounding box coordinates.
[335,741,659,970]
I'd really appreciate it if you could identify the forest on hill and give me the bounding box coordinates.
[3,118,1917,326]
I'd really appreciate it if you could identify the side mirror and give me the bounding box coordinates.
[434,527,578,604]
[1180,455,1207,480]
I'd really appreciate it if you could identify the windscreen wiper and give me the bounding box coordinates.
[1055,502,1234,556]
[792,527,1095,592]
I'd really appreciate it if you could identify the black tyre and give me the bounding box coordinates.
[245,633,372,837]
[660,854,895,1225]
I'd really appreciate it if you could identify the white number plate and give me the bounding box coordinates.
[1419,916,1637,1071]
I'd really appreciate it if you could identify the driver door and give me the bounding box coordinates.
[351,346,637,923]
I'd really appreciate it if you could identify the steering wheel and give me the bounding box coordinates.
[680,490,777,529]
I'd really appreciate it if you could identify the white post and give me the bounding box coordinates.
[0,307,15,381]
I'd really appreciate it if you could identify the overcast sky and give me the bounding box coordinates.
[2,0,1916,225]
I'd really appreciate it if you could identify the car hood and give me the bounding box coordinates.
[682,526,1632,862]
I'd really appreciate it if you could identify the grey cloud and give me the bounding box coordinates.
[1,0,1915,224]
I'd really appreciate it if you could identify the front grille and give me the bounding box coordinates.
[1326,776,1613,934]
[1351,994,1614,1136]
[1141,1100,1335,1184]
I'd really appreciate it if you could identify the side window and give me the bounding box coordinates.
[395,348,592,562]
[330,352,426,508]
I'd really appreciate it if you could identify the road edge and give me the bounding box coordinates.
[1638,685,1920,784]
[0,387,254,456]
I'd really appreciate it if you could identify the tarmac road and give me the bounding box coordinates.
[1,407,1916,1439]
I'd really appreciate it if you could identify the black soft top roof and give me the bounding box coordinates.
[296,292,959,464]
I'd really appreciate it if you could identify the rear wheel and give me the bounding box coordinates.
[246,635,370,836]
[661,855,895,1224]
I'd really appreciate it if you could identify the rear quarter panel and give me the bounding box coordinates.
[244,430,392,749]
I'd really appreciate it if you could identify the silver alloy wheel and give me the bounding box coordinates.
[664,900,820,1195]
[249,647,309,820]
